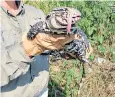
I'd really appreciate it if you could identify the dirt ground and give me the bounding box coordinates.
[78,59,115,97]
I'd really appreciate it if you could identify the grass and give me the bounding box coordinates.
[48,59,83,97]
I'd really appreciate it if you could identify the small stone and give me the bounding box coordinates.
[88,68,93,73]
[95,57,106,64]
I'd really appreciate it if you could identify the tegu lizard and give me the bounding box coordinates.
[27,7,93,65]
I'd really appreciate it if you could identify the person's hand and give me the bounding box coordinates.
[22,33,81,57]
[22,33,46,57]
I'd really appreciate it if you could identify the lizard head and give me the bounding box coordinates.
[46,7,81,33]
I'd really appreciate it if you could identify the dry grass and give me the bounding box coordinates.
[78,60,115,97]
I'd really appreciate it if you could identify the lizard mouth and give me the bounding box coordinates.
[77,15,81,17]
[76,15,81,19]
[67,15,81,33]
[72,15,81,23]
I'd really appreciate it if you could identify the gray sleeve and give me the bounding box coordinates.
[0,5,46,86]
[0,30,32,87]
[24,4,46,23]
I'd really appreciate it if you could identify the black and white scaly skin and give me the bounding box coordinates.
[71,27,90,50]
[27,21,45,40]
[27,21,51,40]
[27,7,81,40]
[50,27,90,62]
[27,21,90,63]
[26,7,90,63]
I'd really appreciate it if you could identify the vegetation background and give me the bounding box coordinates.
[24,1,115,97]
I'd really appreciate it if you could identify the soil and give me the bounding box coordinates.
[78,59,115,97]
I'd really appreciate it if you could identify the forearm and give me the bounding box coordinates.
[34,33,79,50]
[23,32,81,56]
[1,41,32,86]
